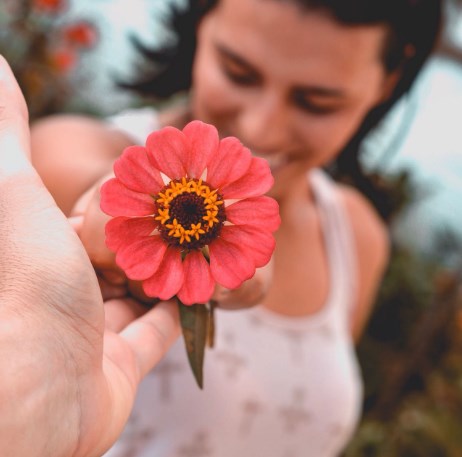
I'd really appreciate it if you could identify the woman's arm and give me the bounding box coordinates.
[31,114,133,215]
[341,185,390,343]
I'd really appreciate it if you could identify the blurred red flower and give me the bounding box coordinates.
[32,0,66,14]
[49,47,77,73]
[62,21,98,49]
[100,120,280,305]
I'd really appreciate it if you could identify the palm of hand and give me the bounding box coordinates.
[0,56,179,457]
[2,159,178,457]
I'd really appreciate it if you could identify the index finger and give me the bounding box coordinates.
[72,175,117,270]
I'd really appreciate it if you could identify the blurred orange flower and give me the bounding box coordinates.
[62,22,98,49]
[49,48,77,73]
[32,0,66,14]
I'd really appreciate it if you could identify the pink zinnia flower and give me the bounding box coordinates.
[100,120,280,305]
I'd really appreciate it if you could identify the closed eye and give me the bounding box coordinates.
[223,66,259,86]
[216,44,261,86]
[293,91,344,115]
[215,42,345,113]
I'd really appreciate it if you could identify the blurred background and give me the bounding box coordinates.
[1,0,461,455]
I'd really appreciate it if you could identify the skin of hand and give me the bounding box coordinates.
[70,176,274,309]
[0,56,180,457]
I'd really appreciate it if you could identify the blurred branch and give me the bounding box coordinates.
[435,40,462,65]
[372,269,462,419]
[0,0,98,119]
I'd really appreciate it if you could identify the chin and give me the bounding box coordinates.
[269,161,313,200]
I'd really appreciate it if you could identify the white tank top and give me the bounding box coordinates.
[104,109,363,457]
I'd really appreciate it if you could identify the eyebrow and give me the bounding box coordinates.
[215,43,346,99]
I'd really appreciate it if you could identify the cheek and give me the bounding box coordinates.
[299,103,376,165]
[191,58,237,124]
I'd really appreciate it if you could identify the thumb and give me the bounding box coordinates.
[0,55,31,177]
[68,215,85,234]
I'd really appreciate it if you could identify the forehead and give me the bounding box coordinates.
[206,0,388,90]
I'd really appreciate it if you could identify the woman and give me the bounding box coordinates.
[29,0,441,455]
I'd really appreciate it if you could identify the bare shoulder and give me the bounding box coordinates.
[31,114,133,215]
[338,184,390,341]
[31,114,132,160]
[339,184,390,262]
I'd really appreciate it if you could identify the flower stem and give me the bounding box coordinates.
[177,299,210,389]
[207,300,217,349]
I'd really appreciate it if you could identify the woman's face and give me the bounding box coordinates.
[191,0,396,197]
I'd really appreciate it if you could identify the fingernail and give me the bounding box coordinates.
[68,215,84,230]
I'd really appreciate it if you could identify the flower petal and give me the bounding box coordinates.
[209,237,255,289]
[225,196,280,231]
[177,251,215,305]
[220,225,275,268]
[206,137,252,190]
[114,145,164,194]
[220,157,274,199]
[105,216,157,251]
[115,235,167,281]
[142,247,184,300]
[100,178,155,217]
[183,120,219,179]
[145,126,188,180]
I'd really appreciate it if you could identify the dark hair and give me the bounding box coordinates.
[121,0,442,220]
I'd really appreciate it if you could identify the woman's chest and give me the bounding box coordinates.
[263,215,331,316]
[111,310,363,457]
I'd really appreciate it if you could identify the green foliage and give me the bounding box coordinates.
[0,0,98,120]
[344,172,462,456]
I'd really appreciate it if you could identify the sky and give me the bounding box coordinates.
[363,56,462,256]
[67,0,185,113]
[68,0,462,255]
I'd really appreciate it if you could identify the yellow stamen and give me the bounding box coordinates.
[154,177,226,249]
[190,223,206,240]
[166,218,180,236]
[203,210,219,227]
[154,208,170,224]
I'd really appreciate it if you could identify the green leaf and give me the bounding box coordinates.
[207,301,217,349]
[177,300,210,389]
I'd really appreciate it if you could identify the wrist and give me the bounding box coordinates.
[0,311,80,457]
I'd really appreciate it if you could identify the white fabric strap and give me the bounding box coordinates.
[106,107,160,145]
[309,169,358,321]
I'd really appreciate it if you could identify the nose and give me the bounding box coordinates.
[235,92,293,155]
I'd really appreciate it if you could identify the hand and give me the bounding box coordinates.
[71,178,274,310]
[69,175,158,311]
[0,56,180,457]
[212,258,273,309]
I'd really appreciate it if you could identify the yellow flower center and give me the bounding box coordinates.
[154,177,226,250]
